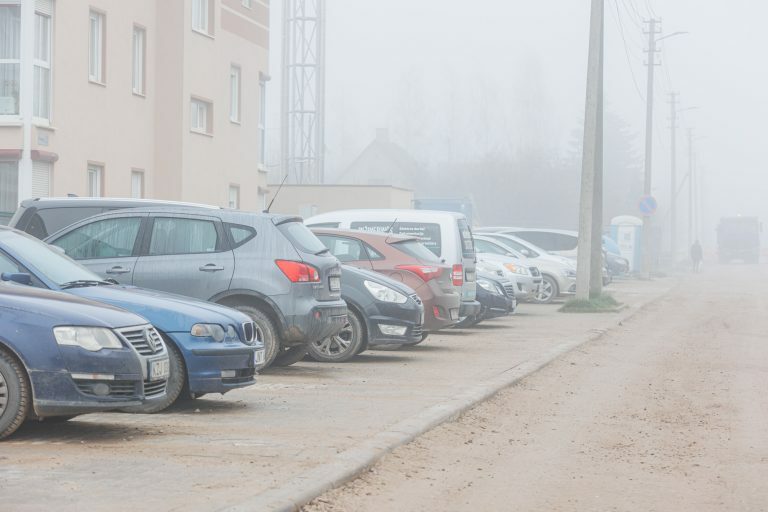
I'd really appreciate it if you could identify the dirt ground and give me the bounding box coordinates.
[304,266,768,512]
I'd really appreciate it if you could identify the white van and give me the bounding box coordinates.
[306,209,480,319]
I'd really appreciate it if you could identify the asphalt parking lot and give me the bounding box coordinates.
[0,279,672,512]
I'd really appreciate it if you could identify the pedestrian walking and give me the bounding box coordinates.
[691,240,703,273]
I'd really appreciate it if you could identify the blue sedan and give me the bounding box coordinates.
[0,282,164,439]
[0,227,264,413]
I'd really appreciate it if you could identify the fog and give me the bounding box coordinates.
[266,1,768,245]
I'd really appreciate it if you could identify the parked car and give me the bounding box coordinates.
[308,265,424,362]
[471,238,542,301]
[474,234,577,303]
[0,281,168,439]
[0,227,262,413]
[476,227,580,258]
[458,272,516,327]
[306,210,479,320]
[311,228,461,333]
[40,205,347,369]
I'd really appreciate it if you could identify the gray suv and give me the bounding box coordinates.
[43,206,348,368]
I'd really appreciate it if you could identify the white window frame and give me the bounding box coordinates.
[130,170,144,199]
[228,185,240,210]
[132,25,145,96]
[191,0,211,35]
[190,97,212,135]
[229,65,240,123]
[88,10,105,83]
[0,3,22,117]
[33,10,52,121]
[258,79,266,165]
[87,164,103,197]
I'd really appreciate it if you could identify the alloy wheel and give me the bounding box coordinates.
[0,371,7,417]
[537,279,554,302]
[315,322,354,356]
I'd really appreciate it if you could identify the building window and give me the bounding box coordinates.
[190,97,212,134]
[192,0,212,35]
[242,0,252,8]
[228,185,239,209]
[89,10,105,83]
[0,4,21,116]
[259,79,266,165]
[87,164,103,197]
[32,11,52,120]
[0,161,18,214]
[229,65,240,123]
[32,160,51,198]
[132,25,145,96]
[131,170,144,198]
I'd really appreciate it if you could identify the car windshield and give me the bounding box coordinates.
[3,231,104,287]
[392,240,440,263]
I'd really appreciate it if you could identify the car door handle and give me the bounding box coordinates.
[106,266,131,275]
[199,264,225,272]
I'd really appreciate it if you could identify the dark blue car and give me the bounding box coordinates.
[0,227,264,413]
[0,282,164,439]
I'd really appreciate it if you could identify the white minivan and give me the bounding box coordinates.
[305,209,480,319]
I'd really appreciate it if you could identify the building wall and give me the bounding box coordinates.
[269,185,415,218]
[0,0,269,214]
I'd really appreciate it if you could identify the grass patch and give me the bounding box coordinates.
[559,293,623,313]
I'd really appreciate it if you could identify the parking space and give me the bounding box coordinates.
[0,279,672,512]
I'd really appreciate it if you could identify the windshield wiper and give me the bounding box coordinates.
[60,280,114,289]
[314,248,330,255]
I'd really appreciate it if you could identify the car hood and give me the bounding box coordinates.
[67,285,250,332]
[341,264,417,296]
[0,283,148,329]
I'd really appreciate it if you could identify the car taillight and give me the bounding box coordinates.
[275,260,321,283]
[396,265,443,282]
[451,264,464,286]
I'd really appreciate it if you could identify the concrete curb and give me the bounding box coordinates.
[222,285,673,512]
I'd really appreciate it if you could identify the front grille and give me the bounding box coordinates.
[411,324,423,339]
[410,294,423,306]
[242,321,256,344]
[529,267,541,277]
[118,325,166,356]
[503,283,516,297]
[143,379,167,398]
[75,379,139,399]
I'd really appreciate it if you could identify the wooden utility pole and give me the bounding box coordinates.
[669,91,679,261]
[575,0,604,300]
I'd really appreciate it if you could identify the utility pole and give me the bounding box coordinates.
[575,0,604,300]
[687,128,694,248]
[640,18,661,278]
[668,91,679,262]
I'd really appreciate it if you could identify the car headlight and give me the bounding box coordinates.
[53,326,123,352]
[504,263,529,275]
[477,278,495,292]
[191,323,227,342]
[561,268,577,278]
[364,280,407,304]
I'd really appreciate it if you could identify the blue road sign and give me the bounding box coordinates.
[638,195,658,216]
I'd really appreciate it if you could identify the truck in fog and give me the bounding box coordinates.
[717,216,761,263]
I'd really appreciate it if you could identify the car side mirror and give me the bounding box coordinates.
[521,249,531,257]
[1,272,32,285]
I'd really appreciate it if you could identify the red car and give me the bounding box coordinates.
[312,228,462,334]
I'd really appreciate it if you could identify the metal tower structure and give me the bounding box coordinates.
[280,0,326,184]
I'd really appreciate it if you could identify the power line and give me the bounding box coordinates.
[619,0,643,30]
[611,0,645,102]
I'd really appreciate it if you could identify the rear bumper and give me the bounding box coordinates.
[421,291,461,332]
[168,334,257,394]
[459,300,481,318]
[282,300,348,346]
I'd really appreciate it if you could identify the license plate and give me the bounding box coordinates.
[329,276,341,291]
[254,349,265,366]
[149,359,170,381]
[449,309,460,320]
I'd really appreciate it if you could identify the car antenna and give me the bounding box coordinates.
[384,217,398,243]
[264,173,289,213]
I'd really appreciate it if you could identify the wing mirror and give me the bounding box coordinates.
[521,249,531,257]
[1,272,32,285]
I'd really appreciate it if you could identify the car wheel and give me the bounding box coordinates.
[271,345,309,367]
[120,340,185,414]
[308,310,365,363]
[534,275,558,304]
[0,348,30,440]
[232,305,278,370]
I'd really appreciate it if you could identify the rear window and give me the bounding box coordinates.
[391,240,440,263]
[350,221,442,257]
[457,219,475,258]
[24,207,104,239]
[278,221,328,254]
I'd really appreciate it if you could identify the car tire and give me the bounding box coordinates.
[534,275,559,304]
[307,310,365,363]
[120,340,185,414]
[271,345,309,367]
[232,305,279,370]
[0,348,30,440]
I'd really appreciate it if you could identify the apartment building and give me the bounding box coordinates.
[0,0,270,220]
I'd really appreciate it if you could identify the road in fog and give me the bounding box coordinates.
[305,265,768,512]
